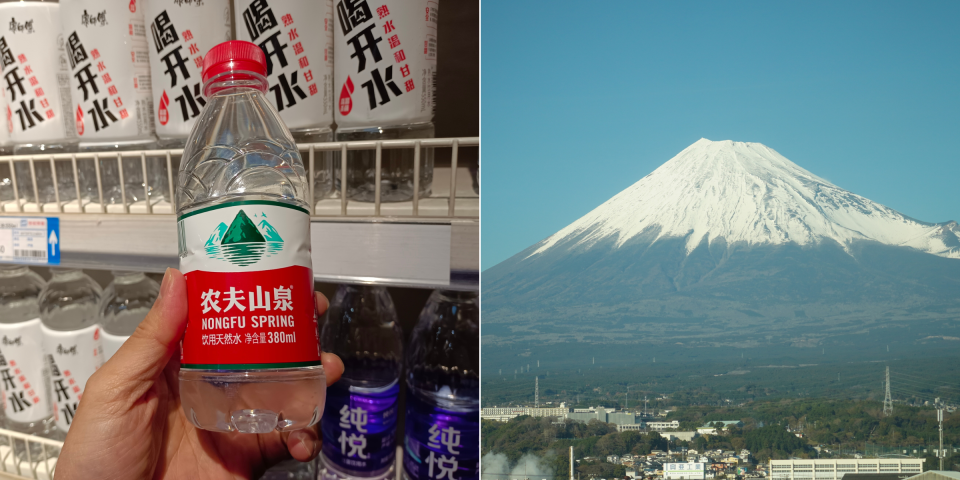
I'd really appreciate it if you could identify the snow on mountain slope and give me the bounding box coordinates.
[530,139,960,259]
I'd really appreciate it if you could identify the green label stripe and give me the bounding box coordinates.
[178,200,310,220]
[180,360,323,370]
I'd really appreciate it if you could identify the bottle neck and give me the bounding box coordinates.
[0,265,30,276]
[202,71,268,97]
[50,268,84,281]
[111,271,146,285]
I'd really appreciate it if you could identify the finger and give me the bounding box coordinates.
[315,291,329,317]
[97,268,188,389]
[285,427,320,462]
[322,352,344,386]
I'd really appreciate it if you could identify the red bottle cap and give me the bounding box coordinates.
[201,40,267,85]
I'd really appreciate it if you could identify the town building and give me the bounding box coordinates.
[664,432,698,442]
[609,412,640,425]
[697,421,744,435]
[769,459,924,480]
[647,420,681,431]
[479,403,570,422]
[664,462,706,480]
[479,407,526,422]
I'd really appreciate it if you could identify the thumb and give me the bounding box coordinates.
[97,268,188,390]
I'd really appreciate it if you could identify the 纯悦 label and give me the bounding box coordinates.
[402,391,478,480]
[178,200,321,370]
[321,379,400,473]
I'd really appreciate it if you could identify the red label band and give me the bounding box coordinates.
[181,265,322,369]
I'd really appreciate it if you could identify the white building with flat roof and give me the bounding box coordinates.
[480,407,526,422]
[664,462,706,480]
[647,420,681,431]
[769,459,924,480]
[480,403,570,422]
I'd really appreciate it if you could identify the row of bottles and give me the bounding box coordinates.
[321,286,478,480]
[0,265,478,480]
[0,266,157,439]
[0,0,440,204]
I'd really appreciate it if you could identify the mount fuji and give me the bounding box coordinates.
[482,139,960,361]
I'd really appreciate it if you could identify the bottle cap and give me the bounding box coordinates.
[201,40,267,84]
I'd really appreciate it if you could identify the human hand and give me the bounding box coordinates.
[55,268,344,479]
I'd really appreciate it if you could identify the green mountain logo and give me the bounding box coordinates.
[222,210,265,244]
[204,209,284,267]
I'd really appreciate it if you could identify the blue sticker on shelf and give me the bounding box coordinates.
[0,217,60,265]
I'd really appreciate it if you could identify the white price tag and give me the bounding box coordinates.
[0,217,60,264]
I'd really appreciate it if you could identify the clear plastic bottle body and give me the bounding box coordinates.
[37,268,103,437]
[0,266,55,437]
[176,66,324,433]
[401,290,479,480]
[98,271,160,360]
[335,123,435,203]
[318,285,403,480]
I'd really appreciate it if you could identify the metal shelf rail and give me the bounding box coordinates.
[0,428,61,480]
[0,138,479,290]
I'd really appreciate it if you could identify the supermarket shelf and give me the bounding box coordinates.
[0,138,479,290]
[0,428,61,480]
[0,137,479,218]
[0,215,478,290]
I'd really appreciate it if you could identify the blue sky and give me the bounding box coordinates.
[481,1,960,271]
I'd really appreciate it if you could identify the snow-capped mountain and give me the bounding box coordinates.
[482,139,960,357]
[531,139,960,260]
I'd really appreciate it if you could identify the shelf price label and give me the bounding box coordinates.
[0,217,60,265]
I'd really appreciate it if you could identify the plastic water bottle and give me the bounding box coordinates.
[98,271,160,361]
[402,290,478,480]
[60,0,157,152]
[176,40,324,434]
[334,0,438,203]
[318,285,403,480]
[0,266,54,436]
[0,0,78,156]
[38,268,103,437]
[142,0,232,149]
[233,0,336,205]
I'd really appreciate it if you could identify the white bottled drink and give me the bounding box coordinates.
[37,268,103,437]
[98,271,160,361]
[318,285,403,480]
[333,0,438,202]
[0,266,54,436]
[176,40,324,433]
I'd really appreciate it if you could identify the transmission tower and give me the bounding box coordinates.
[882,366,893,417]
[535,376,539,408]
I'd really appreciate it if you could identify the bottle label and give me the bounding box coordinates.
[60,0,155,141]
[321,380,400,473]
[178,200,321,369]
[42,323,104,432]
[101,330,129,362]
[142,0,231,139]
[334,0,437,130]
[0,319,53,423]
[234,0,334,131]
[403,392,479,480]
[0,3,78,143]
